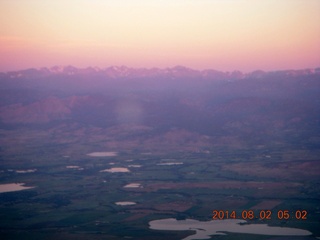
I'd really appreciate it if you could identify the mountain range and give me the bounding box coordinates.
[2,65,320,80]
[0,66,319,153]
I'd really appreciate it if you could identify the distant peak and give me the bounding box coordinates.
[50,65,77,73]
[171,65,189,70]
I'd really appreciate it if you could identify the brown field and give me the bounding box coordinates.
[250,200,282,210]
[221,161,320,180]
[141,181,301,192]
[154,201,193,212]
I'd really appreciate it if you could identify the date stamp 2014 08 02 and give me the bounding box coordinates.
[212,209,307,220]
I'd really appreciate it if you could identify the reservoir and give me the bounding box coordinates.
[87,152,118,157]
[0,183,35,193]
[100,167,130,173]
[149,218,312,240]
[115,201,136,206]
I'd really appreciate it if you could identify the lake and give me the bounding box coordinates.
[100,167,130,173]
[86,151,118,157]
[0,183,35,193]
[123,183,141,188]
[157,162,183,166]
[115,201,136,206]
[149,218,312,240]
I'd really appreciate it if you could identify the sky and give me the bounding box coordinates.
[0,0,319,72]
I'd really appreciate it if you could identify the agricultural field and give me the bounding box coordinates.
[0,142,319,239]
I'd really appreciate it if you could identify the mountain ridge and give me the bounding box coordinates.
[2,65,320,80]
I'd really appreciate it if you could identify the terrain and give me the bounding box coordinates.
[0,66,319,239]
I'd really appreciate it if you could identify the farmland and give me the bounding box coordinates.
[0,67,319,239]
[0,139,319,239]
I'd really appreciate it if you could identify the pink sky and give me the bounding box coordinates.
[0,0,319,72]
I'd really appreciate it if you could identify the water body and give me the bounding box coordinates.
[149,218,312,240]
[124,183,142,188]
[128,164,142,168]
[66,166,84,170]
[15,169,37,173]
[0,183,35,193]
[115,201,136,206]
[66,165,80,169]
[87,152,118,157]
[157,162,184,166]
[100,167,130,173]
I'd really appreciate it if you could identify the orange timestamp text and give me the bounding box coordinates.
[212,209,307,220]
